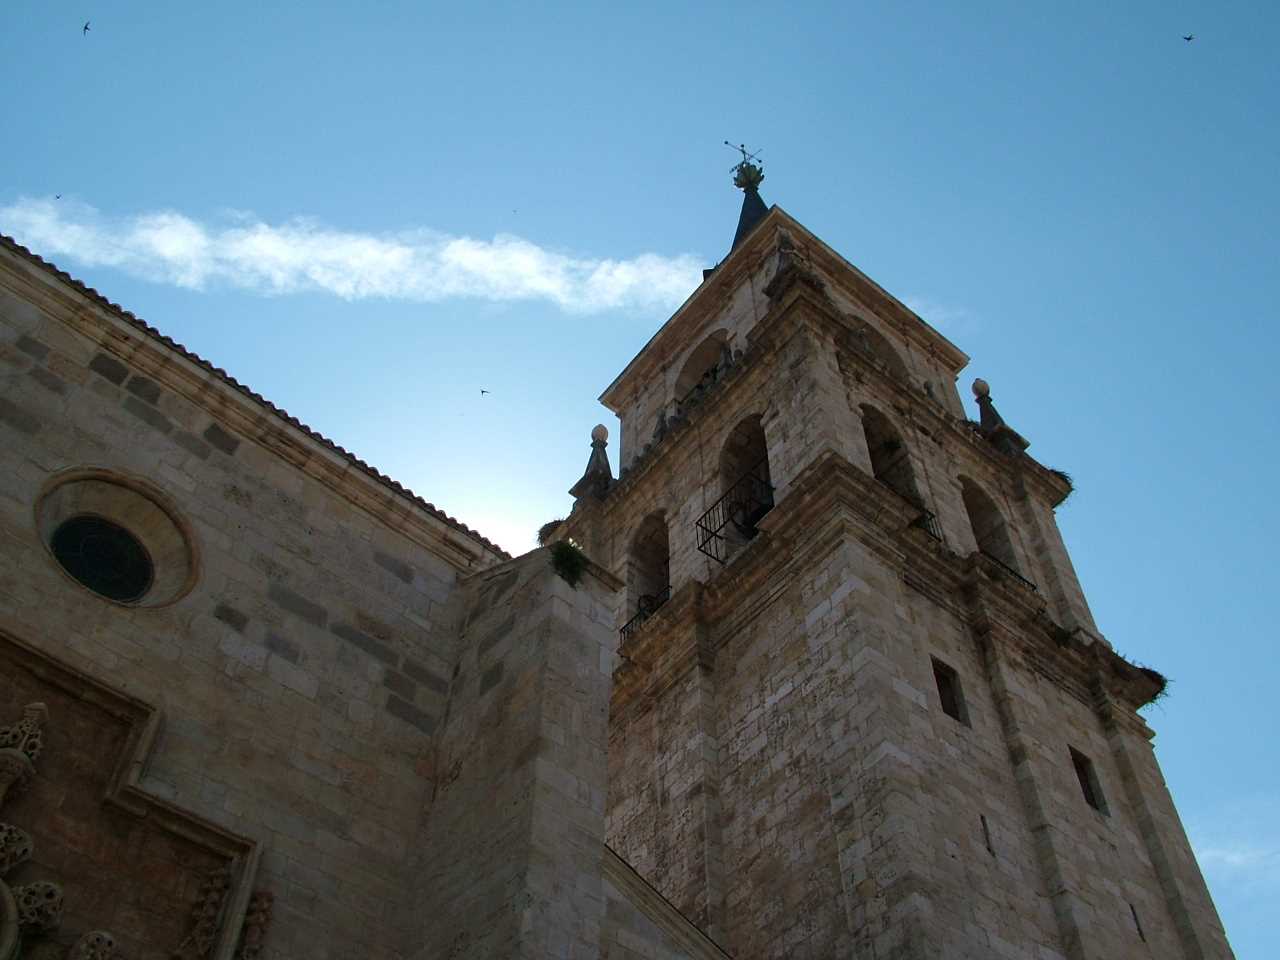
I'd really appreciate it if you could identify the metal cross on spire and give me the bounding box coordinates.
[724,140,764,191]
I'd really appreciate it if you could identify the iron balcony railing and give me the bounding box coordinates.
[618,585,672,644]
[696,459,774,564]
[979,549,1038,592]
[911,508,944,542]
[875,477,943,543]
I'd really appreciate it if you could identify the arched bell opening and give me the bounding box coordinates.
[620,512,671,642]
[960,478,1020,573]
[674,331,731,414]
[629,512,671,616]
[695,415,774,564]
[860,405,923,506]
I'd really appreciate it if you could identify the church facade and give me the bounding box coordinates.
[0,170,1232,959]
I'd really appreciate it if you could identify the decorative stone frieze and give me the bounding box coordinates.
[0,702,46,806]
[235,891,272,960]
[0,703,129,960]
[173,868,232,959]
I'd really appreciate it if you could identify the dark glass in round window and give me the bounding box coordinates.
[50,515,154,603]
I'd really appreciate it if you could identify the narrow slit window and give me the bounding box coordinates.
[1069,746,1109,814]
[931,657,969,726]
[980,814,995,856]
[1129,902,1147,942]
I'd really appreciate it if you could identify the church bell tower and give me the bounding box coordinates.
[558,160,1232,959]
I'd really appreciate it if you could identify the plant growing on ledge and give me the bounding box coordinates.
[549,540,589,587]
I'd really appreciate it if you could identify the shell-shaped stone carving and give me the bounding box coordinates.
[70,929,121,960]
[0,823,33,876]
[12,880,63,932]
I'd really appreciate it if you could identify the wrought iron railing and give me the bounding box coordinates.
[979,550,1038,592]
[875,477,943,543]
[696,459,774,564]
[618,585,671,644]
[911,509,944,542]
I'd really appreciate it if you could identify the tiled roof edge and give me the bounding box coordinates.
[0,233,512,561]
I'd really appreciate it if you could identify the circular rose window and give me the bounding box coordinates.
[36,471,197,608]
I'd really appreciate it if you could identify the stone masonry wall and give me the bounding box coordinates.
[0,276,500,957]
[407,549,616,960]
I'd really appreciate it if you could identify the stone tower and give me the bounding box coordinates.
[560,163,1233,959]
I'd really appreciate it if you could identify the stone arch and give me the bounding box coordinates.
[674,330,731,410]
[627,511,670,618]
[860,405,922,505]
[960,477,1020,572]
[854,320,910,383]
[715,415,774,550]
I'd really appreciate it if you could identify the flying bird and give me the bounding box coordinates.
[54,194,61,200]
[1183,34,1194,42]
[83,21,90,35]
[480,389,490,395]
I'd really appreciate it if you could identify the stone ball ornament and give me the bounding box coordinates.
[591,424,609,443]
[972,378,991,399]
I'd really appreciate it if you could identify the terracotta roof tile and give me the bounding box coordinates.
[0,233,511,561]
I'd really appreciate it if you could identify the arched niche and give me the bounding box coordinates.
[860,405,922,506]
[627,511,671,617]
[960,478,1020,572]
[674,330,731,409]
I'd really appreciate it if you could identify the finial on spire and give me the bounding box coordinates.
[725,141,764,191]
[569,425,614,501]
[725,141,769,250]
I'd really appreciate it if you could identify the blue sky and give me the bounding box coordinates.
[2,1,1276,953]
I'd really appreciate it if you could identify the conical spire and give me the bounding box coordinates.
[730,159,768,250]
[722,143,769,250]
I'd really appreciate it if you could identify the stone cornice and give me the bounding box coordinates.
[611,452,1160,725]
[0,241,508,573]
[599,205,969,413]
[767,207,968,372]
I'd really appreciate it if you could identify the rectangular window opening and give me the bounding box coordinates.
[1129,902,1146,942]
[931,657,970,726]
[980,814,995,857]
[1069,746,1109,815]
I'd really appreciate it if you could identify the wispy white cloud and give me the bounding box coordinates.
[903,296,972,333]
[1189,794,1280,901]
[1196,844,1278,870]
[0,197,703,313]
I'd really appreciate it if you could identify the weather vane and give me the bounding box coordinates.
[724,141,764,191]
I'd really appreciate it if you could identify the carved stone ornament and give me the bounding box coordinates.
[70,930,122,960]
[0,823,33,876]
[0,702,47,806]
[236,891,273,960]
[172,868,231,959]
[12,879,64,933]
